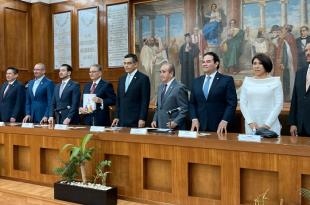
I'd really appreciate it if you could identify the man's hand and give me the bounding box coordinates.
[63,118,71,125]
[151,121,157,128]
[111,118,119,127]
[166,121,177,129]
[40,117,48,124]
[217,120,228,135]
[22,115,31,123]
[79,107,88,114]
[290,125,298,137]
[92,96,103,104]
[138,120,145,128]
[48,117,54,124]
[191,119,199,131]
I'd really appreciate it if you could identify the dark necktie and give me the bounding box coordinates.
[161,84,167,103]
[90,83,97,94]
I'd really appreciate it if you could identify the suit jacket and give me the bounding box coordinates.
[116,71,150,127]
[49,80,80,124]
[81,79,116,126]
[288,66,310,136]
[189,72,237,131]
[0,80,25,122]
[296,36,310,70]
[25,76,54,123]
[153,79,188,129]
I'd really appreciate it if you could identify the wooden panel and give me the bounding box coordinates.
[105,154,129,194]
[40,148,59,175]
[0,144,4,175]
[4,7,28,70]
[188,163,220,199]
[240,169,279,205]
[302,175,310,205]
[13,145,30,171]
[143,158,171,192]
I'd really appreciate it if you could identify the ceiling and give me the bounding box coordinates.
[21,0,68,4]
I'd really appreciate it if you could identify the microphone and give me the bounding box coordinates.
[167,107,182,115]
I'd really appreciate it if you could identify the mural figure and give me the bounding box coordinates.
[221,19,244,74]
[191,27,205,76]
[202,3,222,46]
[179,33,200,89]
[296,26,310,70]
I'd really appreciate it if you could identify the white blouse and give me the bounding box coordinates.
[240,76,283,135]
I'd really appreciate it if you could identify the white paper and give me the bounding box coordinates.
[90,126,105,132]
[130,128,147,135]
[83,94,96,112]
[107,3,128,67]
[178,130,198,138]
[0,122,5,126]
[78,8,98,68]
[54,124,68,130]
[238,134,261,142]
[21,123,34,128]
[53,12,72,69]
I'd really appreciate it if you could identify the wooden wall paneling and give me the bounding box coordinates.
[278,155,300,205]
[8,133,31,180]
[0,2,5,79]
[100,141,141,198]
[221,150,240,205]
[31,3,51,73]
[140,144,176,204]
[175,147,221,205]
[2,1,32,83]
[0,133,7,176]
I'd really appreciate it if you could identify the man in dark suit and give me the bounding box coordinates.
[48,64,80,125]
[151,63,188,129]
[296,26,310,70]
[288,42,310,136]
[0,67,25,122]
[111,53,150,128]
[79,64,116,126]
[189,52,237,134]
[23,63,54,124]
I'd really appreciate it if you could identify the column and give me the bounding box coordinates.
[138,16,143,47]
[259,0,266,28]
[149,16,155,37]
[300,0,308,25]
[165,14,170,45]
[280,0,288,26]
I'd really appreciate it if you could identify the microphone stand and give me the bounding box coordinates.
[167,112,174,135]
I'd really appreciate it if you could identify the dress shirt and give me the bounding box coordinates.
[32,75,45,96]
[202,71,217,93]
[125,69,138,91]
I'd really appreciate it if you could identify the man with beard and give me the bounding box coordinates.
[48,64,80,125]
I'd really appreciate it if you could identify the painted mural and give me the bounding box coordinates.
[134,0,310,102]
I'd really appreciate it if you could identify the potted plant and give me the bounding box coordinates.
[53,134,117,205]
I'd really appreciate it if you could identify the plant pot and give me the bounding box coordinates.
[54,181,117,205]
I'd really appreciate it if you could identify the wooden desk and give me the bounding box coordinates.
[0,125,309,205]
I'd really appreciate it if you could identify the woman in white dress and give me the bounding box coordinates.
[240,53,283,135]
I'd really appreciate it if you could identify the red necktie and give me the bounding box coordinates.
[90,83,96,94]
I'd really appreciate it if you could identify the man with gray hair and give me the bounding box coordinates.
[23,63,54,123]
[151,63,188,129]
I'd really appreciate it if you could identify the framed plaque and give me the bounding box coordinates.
[78,7,98,68]
[53,11,72,69]
[107,3,129,67]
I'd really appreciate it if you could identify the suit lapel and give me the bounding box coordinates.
[207,72,221,98]
[162,79,176,104]
[1,82,8,100]
[95,80,103,95]
[125,71,138,95]
[61,80,72,99]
